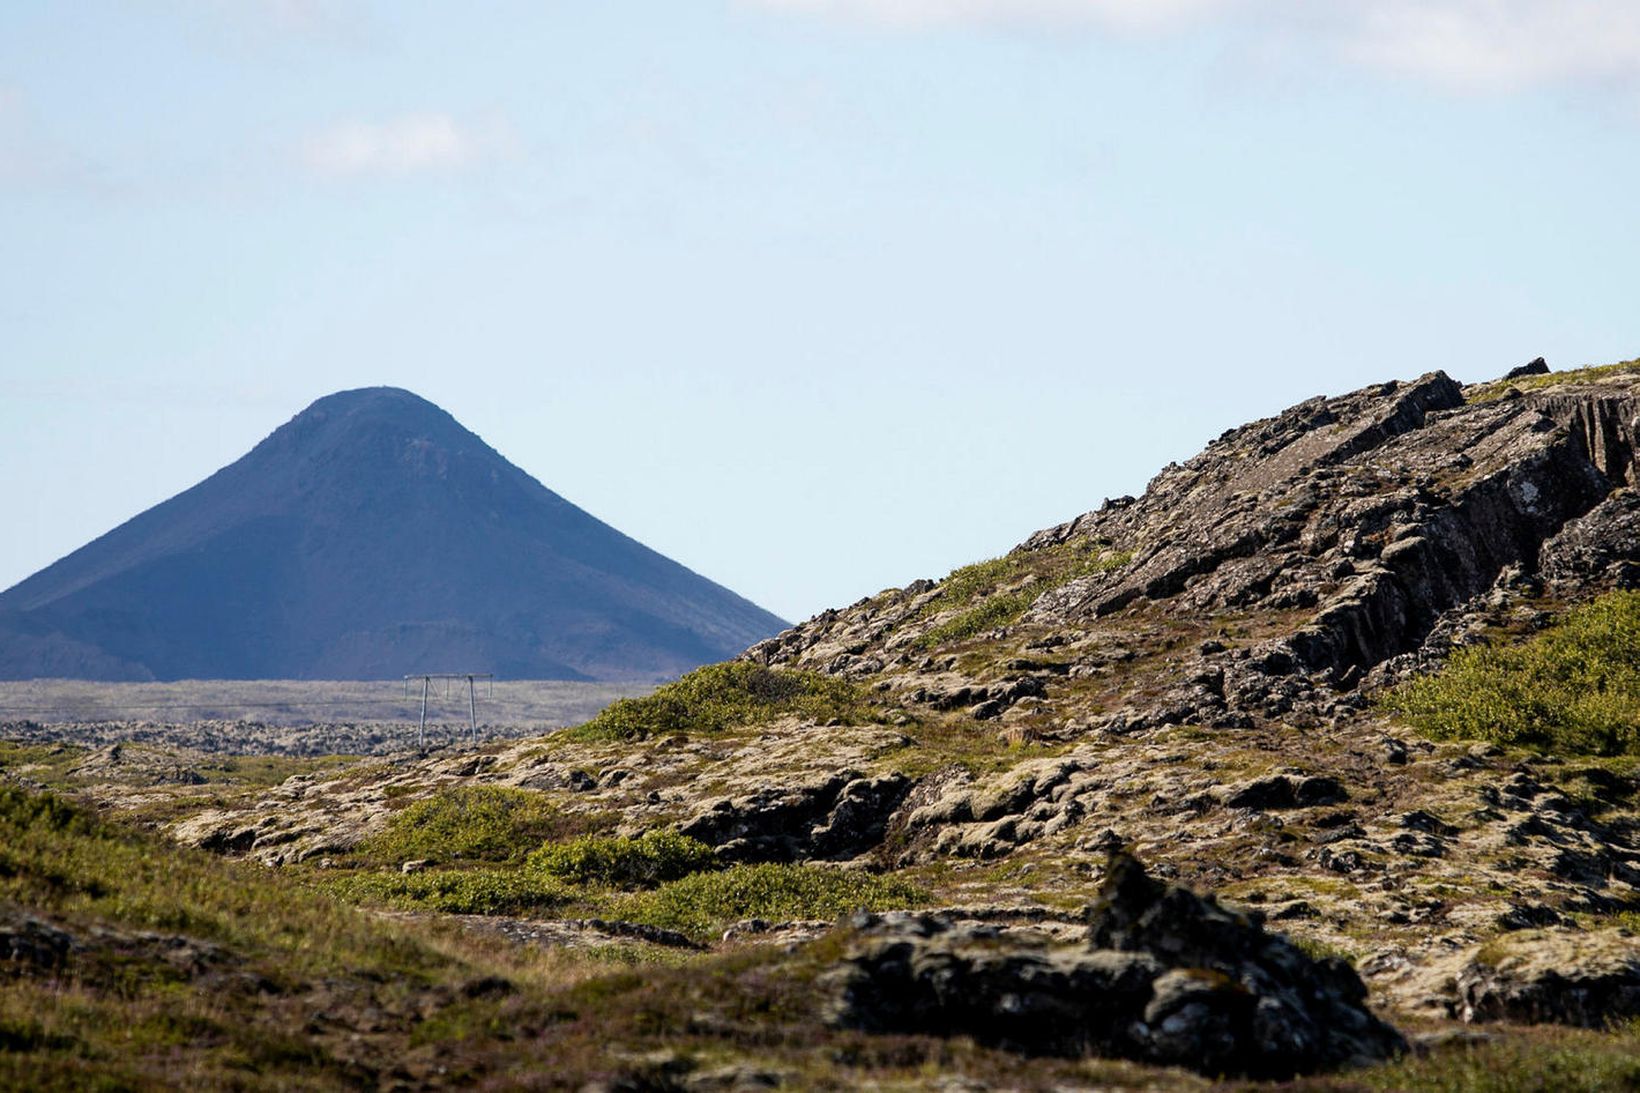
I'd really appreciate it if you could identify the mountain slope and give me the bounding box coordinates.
[0,387,787,681]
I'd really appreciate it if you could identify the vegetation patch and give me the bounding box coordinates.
[619,863,927,939]
[1382,591,1640,755]
[321,867,571,916]
[528,830,718,888]
[1469,356,1640,402]
[557,662,865,743]
[361,785,603,865]
[919,589,1042,648]
[1358,1022,1640,1092]
[917,541,1132,650]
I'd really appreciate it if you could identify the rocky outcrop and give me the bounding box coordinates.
[1454,929,1640,1026]
[826,855,1405,1078]
[753,368,1640,739]
[1539,490,1640,591]
[679,769,912,863]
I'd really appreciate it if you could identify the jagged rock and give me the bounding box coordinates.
[679,770,911,863]
[1222,774,1348,811]
[1504,357,1550,380]
[1496,903,1566,931]
[826,855,1404,1078]
[1540,490,1640,590]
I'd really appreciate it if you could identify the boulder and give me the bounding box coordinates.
[679,770,911,863]
[826,854,1405,1078]
[1455,929,1640,1026]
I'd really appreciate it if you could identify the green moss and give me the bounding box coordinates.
[618,863,926,939]
[528,830,717,888]
[1382,592,1640,756]
[362,785,597,865]
[191,753,361,787]
[557,662,865,744]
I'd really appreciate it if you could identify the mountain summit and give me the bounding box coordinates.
[0,387,788,681]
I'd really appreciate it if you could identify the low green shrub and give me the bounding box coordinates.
[1382,591,1640,755]
[321,868,570,916]
[362,786,594,865]
[918,589,1040,648]
[931,555,1022,609]
[0,785,97,835]
[558,662,863,743]
[915,542,1132,650]
[619,863,926,938]
[528,830,717,888]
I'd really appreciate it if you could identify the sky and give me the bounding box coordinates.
[2,1,1638,625]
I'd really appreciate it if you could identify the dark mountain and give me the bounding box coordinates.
[0,388,788,681]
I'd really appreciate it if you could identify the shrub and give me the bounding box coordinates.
[0,785,97,836]
[915,542,1132,649]
[1382,591,1640,755]
[362,786,592,865]
[931,556,1022,609]
[918,589,1040,648]
[619,863,926,938]
[528,831,717,888]
[321,868,569,916]
[558,662,863,743]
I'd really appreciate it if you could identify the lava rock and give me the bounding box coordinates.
[826,854,1405,1078]
[680,770,911,863]
[1456,929,1640,1026]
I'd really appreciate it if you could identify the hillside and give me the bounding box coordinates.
[0,388,787,682]
[5,359,1640,1089]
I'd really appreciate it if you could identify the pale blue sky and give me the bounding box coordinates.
[3,1,1638,623]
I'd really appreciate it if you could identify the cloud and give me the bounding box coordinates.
[1338,2,1640,93]
[743,0,1640,94]
[300,113,514,178]
[748,0,1235,32]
